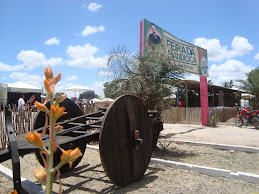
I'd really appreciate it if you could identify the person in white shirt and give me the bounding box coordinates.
[18,94,25,110]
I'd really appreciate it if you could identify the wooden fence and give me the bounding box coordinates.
[0,104,247,149]
[0,104,98,150]
[0,105,38,150]
[162,107,238,124]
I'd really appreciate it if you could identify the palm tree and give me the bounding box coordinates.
[224,80,234,88]
[207,80,213,85]
[101,45,184,148]
[237,67,259,109]
[102,45,184,111]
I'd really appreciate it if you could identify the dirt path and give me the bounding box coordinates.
[161,123,259,147]
[1,123,259,193]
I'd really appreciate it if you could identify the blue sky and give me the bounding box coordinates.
[1,0,259,98]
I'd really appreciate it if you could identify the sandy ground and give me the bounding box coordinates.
[1,123,259,193]
[161,123,259,147]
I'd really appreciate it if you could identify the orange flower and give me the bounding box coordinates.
[10,189,18,194]
[54,73,62,85]
[55,125,63,133]
[25,132,44,148]
[44,79,55,96]
[43,67,62,96]
[34,167,46,183]
[55,94,67,104]
[50,104,66,121]
[44,67,53,81]
[60,147,82,163]
[34,101,49,113]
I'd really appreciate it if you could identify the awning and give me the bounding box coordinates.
[8,82,42,93]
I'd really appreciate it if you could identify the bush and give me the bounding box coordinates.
[209,115,217,127]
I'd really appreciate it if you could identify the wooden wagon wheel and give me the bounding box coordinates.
[99,95,153,186]
[34,98,86,173]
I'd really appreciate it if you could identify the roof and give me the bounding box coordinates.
[64,85,91,92]
[7,81,42,93]
[178,79,243,93]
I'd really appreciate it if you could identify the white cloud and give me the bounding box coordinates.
[9,72,43,88]
[66,43,98,58]
[194,36,253,62]
[44,37,60,45]
[88,3,102,12]
[231,36,253,56]
[194,38,227,62]
[17,50,63,69]
[209,60,253,77]
[56,82,74,97]
[81,25,105,37]
[254,53,259,63]
[0,62,24,72]
[65,76,78,81]
[208,60,254,86]
[92,80,107,98]
[66,43,107,68]
[183,60,254,87]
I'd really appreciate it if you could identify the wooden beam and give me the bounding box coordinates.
[219,89,224,106]
[185,82,188,107]
[212,87,215,107]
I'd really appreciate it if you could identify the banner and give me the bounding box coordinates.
[0,84,8,104]
[141,18,208,76]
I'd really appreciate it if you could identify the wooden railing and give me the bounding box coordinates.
[162,107,239,124]
[0,105,249,149]
[0,105,38,150]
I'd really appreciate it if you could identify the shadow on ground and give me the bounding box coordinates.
[160,127,204,139]
[53,163,163,193]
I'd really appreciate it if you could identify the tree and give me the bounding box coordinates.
[237,67,259,109]
[102,45,184,149]
[78,90,99,100]
[207,80,213,85]
[103,78,127,99]
[224,80,234,88]
[103,45,184,111]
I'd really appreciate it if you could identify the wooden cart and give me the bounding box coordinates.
[0,95,157,193]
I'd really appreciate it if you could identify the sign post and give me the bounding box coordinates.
[140,18,209,125]
[200,75,209,125]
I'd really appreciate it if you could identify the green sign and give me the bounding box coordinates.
[0,84,8,104]
[141,19,208,76]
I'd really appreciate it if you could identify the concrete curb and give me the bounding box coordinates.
[0,164,43,194]
[150,158,259,184]
[87,145,259,184]
[168,140,259,153]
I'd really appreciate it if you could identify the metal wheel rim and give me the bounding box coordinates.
[235,117,243,127]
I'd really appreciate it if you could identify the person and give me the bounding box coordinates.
[18,94,25,110]
[145,23,162,50]
[178,96,184,108]
[18,94,27,121]
[149,23,161,44]
[91,100,95,107]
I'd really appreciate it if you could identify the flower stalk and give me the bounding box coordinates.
[24,67,82,194]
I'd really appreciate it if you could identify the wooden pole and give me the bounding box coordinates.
[212,87,215,107]
[185,82,188,107]
[200,75,209,126]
